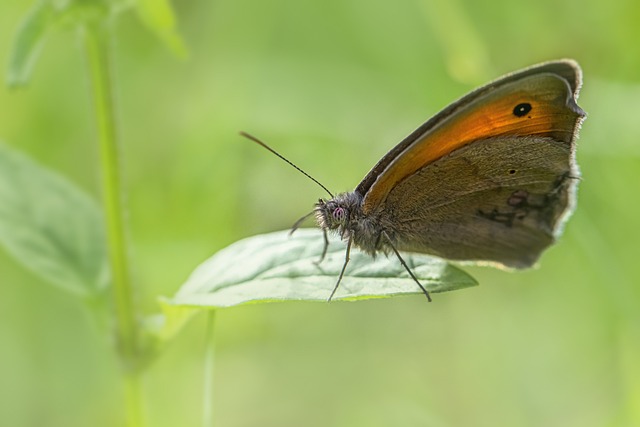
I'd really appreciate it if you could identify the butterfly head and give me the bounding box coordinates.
[314,192,363,237]
[316,199,348,230]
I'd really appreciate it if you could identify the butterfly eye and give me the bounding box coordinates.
[332,207,347,222]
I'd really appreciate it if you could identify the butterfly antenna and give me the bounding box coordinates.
[240,131,334,198]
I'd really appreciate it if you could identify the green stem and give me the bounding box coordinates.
[124,371,145,427]
[203,311,216,427]
[82,20,144,427]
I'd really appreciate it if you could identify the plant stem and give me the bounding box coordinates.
[203,311,216,427]
[124,370,145,427]
[82,20,144,427]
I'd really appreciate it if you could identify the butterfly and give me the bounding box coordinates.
[244,59,585,301]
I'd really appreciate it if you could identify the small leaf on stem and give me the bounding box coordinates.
[136,0,188,58]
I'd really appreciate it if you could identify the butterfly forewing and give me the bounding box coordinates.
[357,60,584,268]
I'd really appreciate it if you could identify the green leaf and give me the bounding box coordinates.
[6,1,56,87]
[164,229,478,309]
[0,143,109,298]
[136,0,188,58]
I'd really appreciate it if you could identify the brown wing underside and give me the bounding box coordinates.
[378,136,578,268]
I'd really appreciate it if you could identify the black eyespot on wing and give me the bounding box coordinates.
[513,103,532,117]
[508,169,517,175]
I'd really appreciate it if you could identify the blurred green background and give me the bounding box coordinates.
[1,0,639,426]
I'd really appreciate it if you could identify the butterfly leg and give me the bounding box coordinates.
[315,228,330,265]
[328,236,352,301]
[383,232,432,302]
[290,210,315,235]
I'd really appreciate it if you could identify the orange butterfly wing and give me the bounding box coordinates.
[358,61,584,214]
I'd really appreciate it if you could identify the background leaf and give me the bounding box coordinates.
[0,143,109,298]
[6,1,55,87]
[166,229,477,309]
